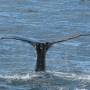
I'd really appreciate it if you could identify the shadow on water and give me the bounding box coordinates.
[15,0,37,13]
[16,8,36,13]
[80,0,90,4]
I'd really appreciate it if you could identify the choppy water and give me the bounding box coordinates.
[0,0,90,90]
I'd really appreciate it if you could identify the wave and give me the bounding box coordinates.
[0,71,90,82]
[0,71,90,90]
[51,71,90,81]
[0,72,39,81]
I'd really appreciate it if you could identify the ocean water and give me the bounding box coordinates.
[0,0,90,90]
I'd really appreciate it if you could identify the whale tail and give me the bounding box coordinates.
[0,36,38,48]
[0,32,90,72]
[50,33,90,45]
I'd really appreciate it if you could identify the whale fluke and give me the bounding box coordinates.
[0,36,52,72]
[0,36,38,47]
[50,33,90,45]
[0,33,90,72]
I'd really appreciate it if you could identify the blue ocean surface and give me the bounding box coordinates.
[0,0,90,90]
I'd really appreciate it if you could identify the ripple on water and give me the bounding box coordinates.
[0,71,90,89]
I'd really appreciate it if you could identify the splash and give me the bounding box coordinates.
[0,71,90,82]
[51,71,90,81]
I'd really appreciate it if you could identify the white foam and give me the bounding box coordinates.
[0,73,41,81]
[0,71,90,82]
[48,71,90,81]
[75,88,87,90]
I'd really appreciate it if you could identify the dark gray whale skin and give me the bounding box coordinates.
[0,33,90,72]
